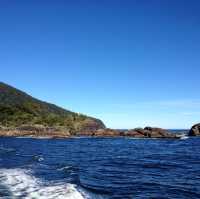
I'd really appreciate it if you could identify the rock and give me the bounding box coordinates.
[94,128,121,137]
[75,131,94,136]
[124,128,146,138]
[77,127,177,138]
[188,123,200,136]
[76,128,121,137]
[144,127,176,138]
[15,125,70,137]
[78,118,106,132]
[124,127,176,138]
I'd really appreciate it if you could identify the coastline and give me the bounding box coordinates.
[0,127,186,139]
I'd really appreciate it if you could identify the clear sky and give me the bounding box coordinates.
[1,0,200,129]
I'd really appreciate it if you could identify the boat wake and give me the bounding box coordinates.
[0,168,106,199]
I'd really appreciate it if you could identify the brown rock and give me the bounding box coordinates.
[78,118,106,132]
[75,131,95,136]
[124,128,146,138]
[144,127,176,138]
[0,125,71,138]
[93,128,121,137]
[124,127,176,138]
[76,128,123,137]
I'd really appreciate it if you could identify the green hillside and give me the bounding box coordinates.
[0,82,105,133]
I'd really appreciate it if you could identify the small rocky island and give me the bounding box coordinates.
[0,82,198,139]
[188,123,200,136]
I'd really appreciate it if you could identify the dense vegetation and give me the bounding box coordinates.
[0,82,105,133]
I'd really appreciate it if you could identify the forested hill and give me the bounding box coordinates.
[0,82,105,133]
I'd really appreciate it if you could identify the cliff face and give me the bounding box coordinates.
[0,82,105,133]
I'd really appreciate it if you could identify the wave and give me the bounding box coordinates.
[180,135,189,140]
[0,168,106,199]
[0,145,16,153]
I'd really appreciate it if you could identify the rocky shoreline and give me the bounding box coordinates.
[0,125,189,139]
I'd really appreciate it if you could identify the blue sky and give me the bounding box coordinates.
[1,0,200,129]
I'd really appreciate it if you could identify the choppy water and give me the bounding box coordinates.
[0,135,200,199]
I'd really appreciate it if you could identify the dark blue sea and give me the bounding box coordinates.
[0,134,200,198]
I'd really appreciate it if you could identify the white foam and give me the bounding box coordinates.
[180,135,189,140]
[57,166,72,171]
[0,168,107,199]
[0,169,87,199]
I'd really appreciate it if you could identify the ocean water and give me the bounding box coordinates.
[0,135,200,199]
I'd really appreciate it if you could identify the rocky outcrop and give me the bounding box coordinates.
[188,123,200,136]
[144,127,177,138]
[124,127,177,138]
[124,128,147,138]
[78,118,106,132]
[0,125,70,138]
[93,128,121,137]
[0,124,179,138]
[76,127,177,138]
[76,128,121,137]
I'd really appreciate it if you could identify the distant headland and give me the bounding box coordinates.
[0,82,199,139]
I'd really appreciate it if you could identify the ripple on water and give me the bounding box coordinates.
[0,137,200,199]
